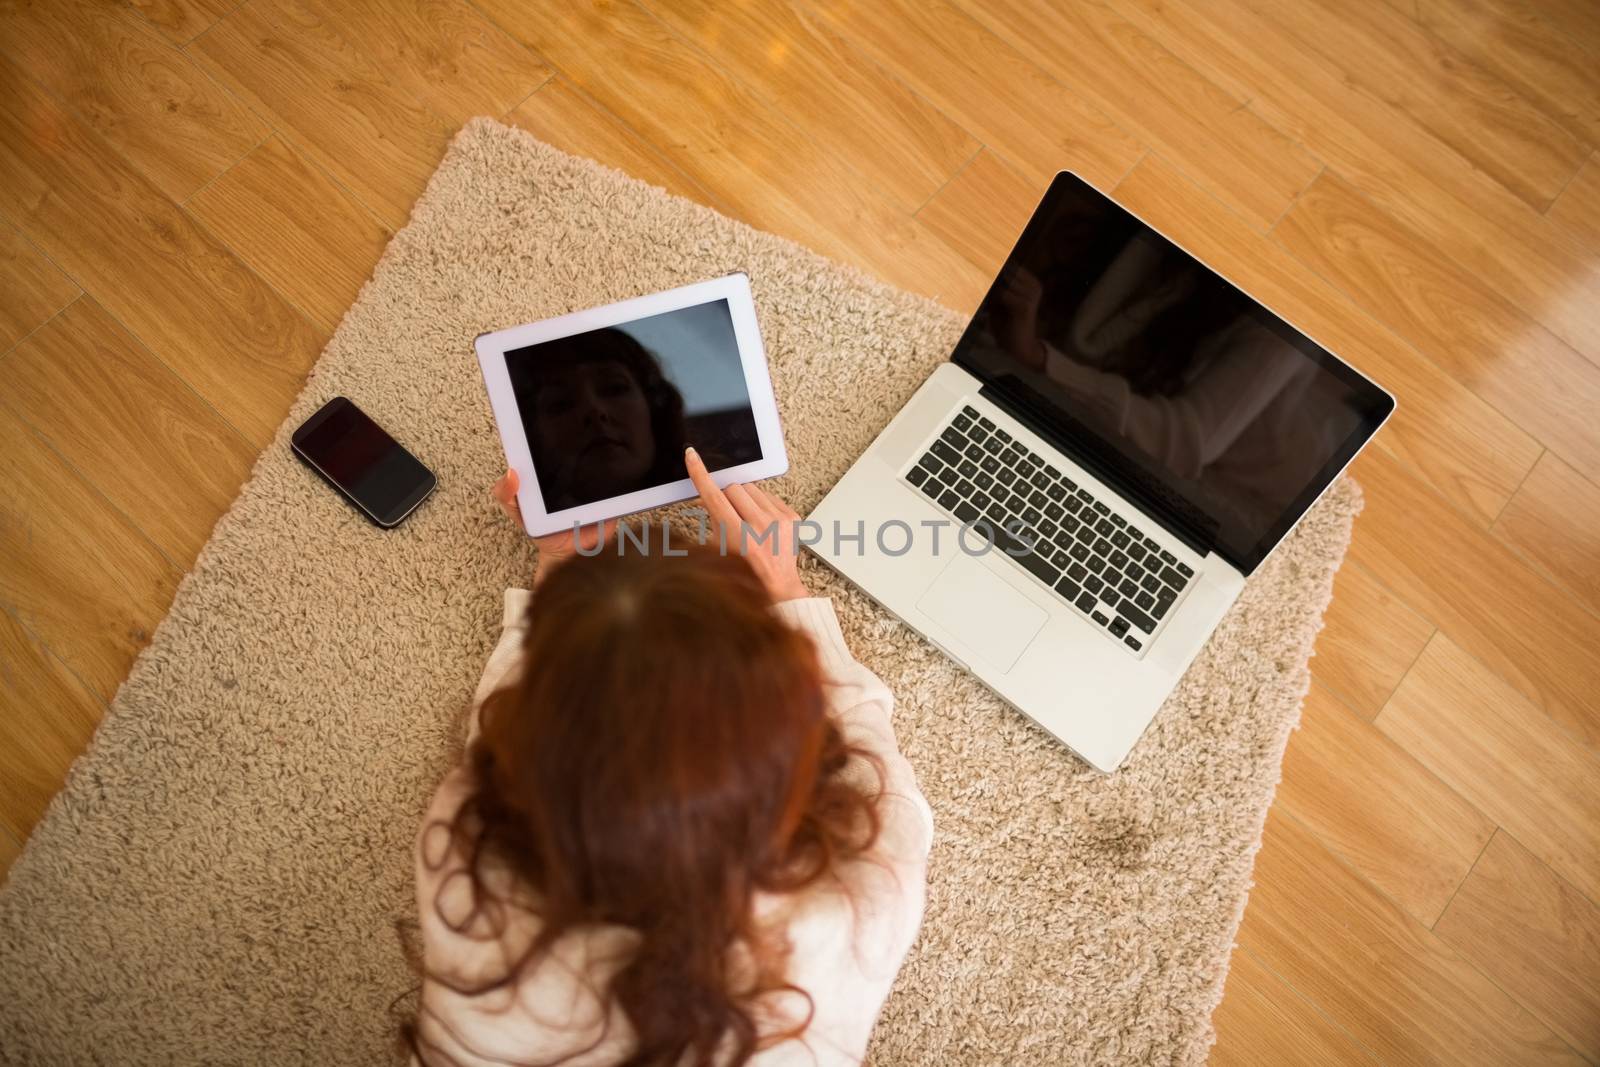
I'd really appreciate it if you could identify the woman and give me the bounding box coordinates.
[405,448,934,1066]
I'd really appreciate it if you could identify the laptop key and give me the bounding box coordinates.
[1177,561,1195,578]
[1044,482,1066,502]
[1141,573,1163,595]
[955,478,976,497]
[1091,610,1110,627]
[921,479,944,500]
[962,404,979,418]
[1127,542,1148,562]
[980,437,1003,457]
[1116,601,1156,634]
[977,415,996,431]
[1109,616,1130,638]
[1085,555,1105,575]
[907,466,928,487]
[986,502,1007,523]
[975,470,995,490]
[1092,501,1110,515]
[1001,449,1022,467]
[953,414,973,432]
[1067,562,1088,582]
[970,427,989,445]
[1095,518,1115,538]
[1075,592,1097,614]
[1051,549,1072,569]
[972,492,992,510]
[1110,530,1131,550]
[1160,565,1187,590]
[940,426,966,447]
[1029,489,1049,508]
[1094,537,1114,556]
[939,489,961,511]
[964,443,984,461]
[1126,561,1145,583]
[1124,635,1142,651]
[1110,514,1126,528]
[1085,574,1104,596]
[1158,548,1178,566]
[1119,577,1139,598]
[1069,542,1090,562]
[1102,589,1120,608]
[1153,595,1174,620]
[1038,519,1058,539]
[1136,590,1156,611]
[955,501,980,524]
[993,427,1012,444]
[1109,550,1129,570]
[1056,577,1082,602]
[958,460,979,479]
[932,440,960,465]
[1023,507,1042,525]
[979,455,1000,475]
[1044,501,1064,521]
[996,467,1017,486]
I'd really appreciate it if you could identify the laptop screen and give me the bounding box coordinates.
[950,172,1393,574]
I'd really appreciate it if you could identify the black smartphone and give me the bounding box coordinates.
[290,396,437,528]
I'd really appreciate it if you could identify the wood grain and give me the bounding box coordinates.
[125,0,235,45]
[1276,170,1600,486]
[1113,154,1543,527]
[0,0,266,202]
[1548,157,1600,258]
[1411,0,1600,150]
[0,53,323,449]
[1109,0,1600,367]
[1492,451,1600,617]
[505,77,722,210]
[1348,447,1600,748]
[0,297,257,565]
[1376,634,1600,903]
[0,405,180,704]
[470,0,990,308]
[808,0,1144,192]
[1210,947,1376,1066]
[947,0,1321,231]
[642,0,980,217]
[1276,681,1495,927]
[914,149,1040,293]
[0,607,104,844]
[1239,0,1586,211]
[190,0,458,231]
[0,221,78,352]
[187,135,391,334]
[1312,562,1434,719]
[1435,831,1600,1062]
[1237,809,1583,1065]
[315,0,551,127]
[812,0,1139,194]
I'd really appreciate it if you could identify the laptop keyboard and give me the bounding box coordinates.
[904,404,1195,653]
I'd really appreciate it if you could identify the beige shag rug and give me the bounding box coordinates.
[0,118,1359,1065]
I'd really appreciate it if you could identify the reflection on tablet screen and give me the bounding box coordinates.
[505,298,763,512]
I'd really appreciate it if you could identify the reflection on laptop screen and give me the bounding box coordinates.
[951,173,1391,572]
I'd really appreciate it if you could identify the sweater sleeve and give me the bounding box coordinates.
[771,597,935,864]
[464,588,534,747]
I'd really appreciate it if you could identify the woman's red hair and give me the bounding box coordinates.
[407,544,884,1066]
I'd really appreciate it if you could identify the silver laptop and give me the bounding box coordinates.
[807,172,1394,772]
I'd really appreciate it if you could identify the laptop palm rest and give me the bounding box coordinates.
[916,555,1047,673]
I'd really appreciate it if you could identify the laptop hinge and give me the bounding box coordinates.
[977,379,1216,559]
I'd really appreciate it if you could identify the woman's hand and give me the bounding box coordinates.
[684,447,809,603]
[492,469,614,584]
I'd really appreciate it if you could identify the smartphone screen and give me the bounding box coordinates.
[291,397,436,527]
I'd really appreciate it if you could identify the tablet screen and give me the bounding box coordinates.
[504,298,763,511]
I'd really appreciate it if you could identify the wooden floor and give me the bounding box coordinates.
[1,0,1597,1061]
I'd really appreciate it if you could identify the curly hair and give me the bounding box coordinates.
[402,546,885,1066]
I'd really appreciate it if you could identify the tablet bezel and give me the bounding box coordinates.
[475,273,789,537]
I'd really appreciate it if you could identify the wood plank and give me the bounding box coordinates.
[0,406,180,704]
[190,0,458,232]
[1512,0,1600,74]
[1209,947,1376,1067]
[1547,156,1600,254]
[0,297,257,565]
[125,0,235,46]
[0,608,104,844]
[0,53,323,450]
[1348,447,1600,748]
[470,0,989,309]
[947,0,1320,231]
[808,0,1144,192]
[1376,634,1600,903]
[914,149,1040,290]
[0,0,266,202]
[640,0,982,215]
[1492,451,1600,617]
[1109,0,1600,369]
[505,77,723,210]
[0,221,78,352]
[187,134,391,334]
[1277,681,1495,927]
[1113,154,1542,526]
[1237,809,1583,1065]
[1435,831,1600,1062]
[1312,562,1434,719]
[1241,0,1586,211]
[1275,170,1600,486]
[316,0,552,127]
[1410,0,1600,150]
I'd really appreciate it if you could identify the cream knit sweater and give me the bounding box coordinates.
[412,591,933,1067]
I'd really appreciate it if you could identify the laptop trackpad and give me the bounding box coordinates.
[916,555,1047,673]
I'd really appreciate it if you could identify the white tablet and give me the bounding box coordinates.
[475,273,789,537]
